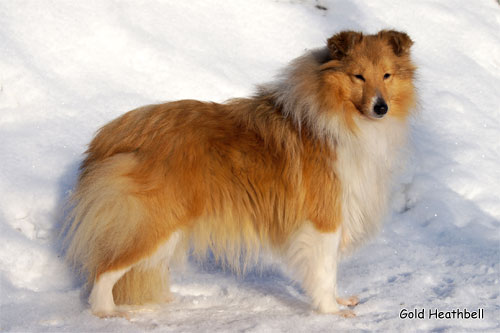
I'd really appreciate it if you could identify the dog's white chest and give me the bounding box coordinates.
[335,117,408,249]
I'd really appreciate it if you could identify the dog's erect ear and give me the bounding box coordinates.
[379,30,413,56]
[327,31,363,60]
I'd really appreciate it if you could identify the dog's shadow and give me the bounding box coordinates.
[181,252,312,313]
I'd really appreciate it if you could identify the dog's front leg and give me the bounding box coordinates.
[286,223,355,317]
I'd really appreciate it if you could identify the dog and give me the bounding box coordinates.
[63,30,416,318]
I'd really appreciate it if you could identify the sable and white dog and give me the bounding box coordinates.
[64,30,416,318]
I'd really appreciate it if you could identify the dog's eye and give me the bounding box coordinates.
[354,74,365,82]
[383,73,391,79]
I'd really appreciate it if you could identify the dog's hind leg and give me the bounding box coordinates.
[89,230,184,317]
[65,154,186,317]
[113,230,185,306]
[89,267,131,318]
[285,223,355,318]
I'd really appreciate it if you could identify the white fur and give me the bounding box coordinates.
[88,231,183,316]
[89,267,130,315]
[335,116,408,250]
[368,95,379,118]
[285,223,342,313]
[138,230,184,271]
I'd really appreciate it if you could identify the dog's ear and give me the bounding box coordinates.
[327,31,363,60]
[379,30,413,56]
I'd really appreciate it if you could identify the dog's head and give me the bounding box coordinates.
[320,30,416,121]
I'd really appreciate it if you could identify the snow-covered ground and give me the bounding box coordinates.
[1,0,499,332]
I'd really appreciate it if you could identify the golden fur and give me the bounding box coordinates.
[63,30,416,316]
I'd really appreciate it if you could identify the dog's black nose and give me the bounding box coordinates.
[373,98,388,116]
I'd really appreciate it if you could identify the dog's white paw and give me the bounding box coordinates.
[336,295,359,307]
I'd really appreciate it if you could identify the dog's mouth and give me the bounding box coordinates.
[366,111,386,119]
[354,105,384,120]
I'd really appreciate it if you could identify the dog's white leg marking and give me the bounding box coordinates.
[286,223,352,316]
[88,231,183,317]
[89,267,130,317]
[139,231,183,271]
[137,230,184,302]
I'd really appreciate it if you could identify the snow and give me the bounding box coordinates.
[1,0,499,331]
